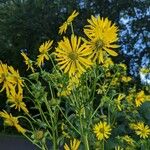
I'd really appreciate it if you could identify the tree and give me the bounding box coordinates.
[0,0,149,84]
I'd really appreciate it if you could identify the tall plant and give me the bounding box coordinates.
[0,11,150,150]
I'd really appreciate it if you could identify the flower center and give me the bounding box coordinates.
[141,128,147,135]
[99,127,105,134]
[95,39,104,50]
[68,52,78,61]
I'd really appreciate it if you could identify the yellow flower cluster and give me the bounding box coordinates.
[0,63,28,113]
[84,15,119,63]
[21,40,53,69]
[0,63,23,95]
[56,14,119,79]
[0,62,28,134]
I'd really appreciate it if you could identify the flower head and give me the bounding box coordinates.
[84,15,119,63]
[55,34,92,77]
[118,63,127,70]
[0,63,13,95]
[135,91,145,107]
[58,76,79,97]
[7,87,29,114]
[64,138,80,150]
[115,146,124,150]
[59,10,79,35]
[121,76,132,83]
[115,93,125,111]
[122,135,135,146]
[21,52,34,72]
[93,121,112,140]
[8,66,23,93]
[36,40,53,67]
[103,57,114,68]
[0,110,26,134]
[130,122,150,139]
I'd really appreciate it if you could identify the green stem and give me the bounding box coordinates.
[91,101,103,119]
[18,116,34,131]
[108,103,110,124]
[91,66,98,102]
[48,54,59,74]
[91,69,119,119]
[26,113,37,123]
[42,143,48,150]
[23,82,35,97]
[44,98,58,150]
[37,102,53,140]
[79,113,89,150]
[48,82,54,99]
[23,133,42,149]
[58,106,80,134]
[83,134,89,150]
[102,139,104,150]
[70,23,74,35]
[52,130,56,150]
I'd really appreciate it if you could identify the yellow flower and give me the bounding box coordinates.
[93,121,112,140]
[0,110,26,134]
[115,146,124,150]
[103,57,114,68]
[121,76,132,82]
[97,83,108,94]
[115,94,125,111]
[140,67,150,74]
[145,95,150,101]
[55,34,92,77]
[7,87,29,114]
[84,15,119,63]
[111,77,119,86]
[57,88,71,97]
[59,10,79,35]
[130,122,150,139]
[126,94,134,104]
[8,66,23,93]
[21,52,34,72]
[36,40,53,67]
[33,130,44,141]
[64,138,80,150]
[58,76,79,97]
[122,135,135,146]
[118,63,127,70]
[135,91,145,107]
[0,63,13,95]
[61,123,70,139]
